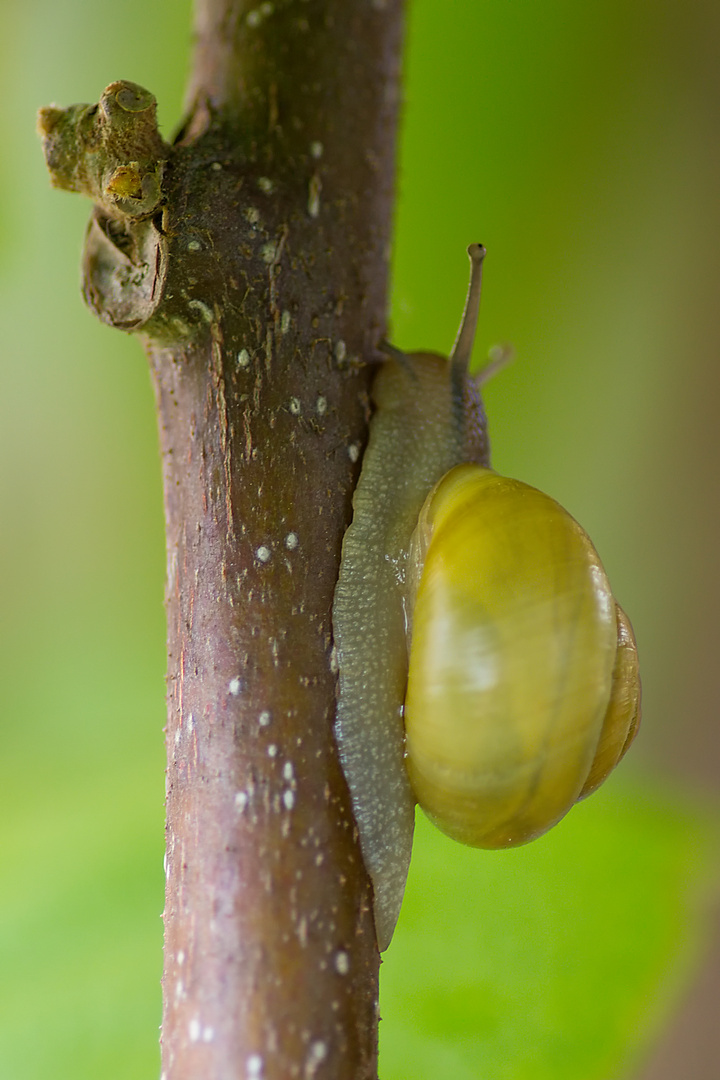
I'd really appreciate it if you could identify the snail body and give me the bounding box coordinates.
[332,246,640,951]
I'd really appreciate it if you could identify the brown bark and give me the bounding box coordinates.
[155,3,405,1076]
[40,2,405,1077]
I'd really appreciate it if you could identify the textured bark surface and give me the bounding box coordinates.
[154,5,405,1076]
[41,2,405,1077]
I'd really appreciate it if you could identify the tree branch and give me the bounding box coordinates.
[39,1,405,1076]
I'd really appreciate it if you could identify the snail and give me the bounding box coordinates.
[332,245,641,951]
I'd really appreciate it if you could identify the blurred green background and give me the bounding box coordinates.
[1,1,719,1077]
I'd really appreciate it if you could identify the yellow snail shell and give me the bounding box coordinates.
[403,462,640,847]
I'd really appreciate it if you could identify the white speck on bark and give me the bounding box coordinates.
[308,173,322,218]
[246,1054,264,1079]
[305,1040,328,1077]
